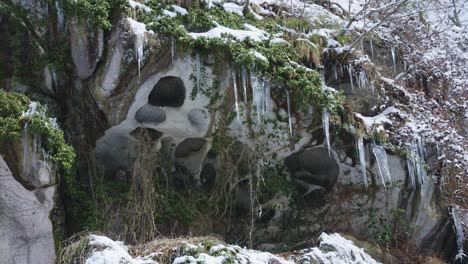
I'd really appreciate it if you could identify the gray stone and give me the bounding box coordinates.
[188,108,209,128]
[135,104,167,123]
[0,155,56,264]
[95,132,138,175]
[20,134,55,188]
[174,138,211,184]
[70,19,104,80]
[286,147,340,188]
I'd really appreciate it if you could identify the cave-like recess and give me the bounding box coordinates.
[148,76,186,107]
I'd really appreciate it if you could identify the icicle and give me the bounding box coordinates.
[242,68,248,103]
[22,123,29,176]
[196,53,201,96]
[286,91,293,137]
[406,137,427,188]
[372,143,392,188]
[370,39,374,59]
[407,158,416,189]
[171,37,175,63]
[55,0,64,32]
[264,80,270,114]
[357,135,368,189]
[332,64,338,80]
[357,70,368,90]
[391,47,397,76]
[135,36,144,77]
[348,65,354,90]
[232,72,241,125]
[251,72,262,123]
[127,18,151,78]
[452,207,466,262]
[322,108,330,156]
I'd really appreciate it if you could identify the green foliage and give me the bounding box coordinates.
[258,163,298,204]
[0,90,95,230]
[142,3,344,113]
[63,0,127,29]
[363,207,417,247]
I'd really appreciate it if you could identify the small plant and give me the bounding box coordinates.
[364,207,419,248]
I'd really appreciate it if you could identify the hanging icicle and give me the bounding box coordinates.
[171,37,176,63]
[391,46,397,76]
[196,53,201,97]
[406,136,427,188]
[452,207,466,262]
[357,135,369,189]
[232,72,241,125]
[348,65,354,90]
[372,143,392,188]
[322,108,330,156]
[370,39,374,59]
[241,67,248,103]
[286,90,293,137]
[357,70,368,91]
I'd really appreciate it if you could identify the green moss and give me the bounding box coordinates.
[63,0,127,29]
[258,163,298,204]
[142,3,344,114]
[0,90,100,231]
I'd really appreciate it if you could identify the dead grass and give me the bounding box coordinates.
[130,235,225,264]
[55,232,92,264]
[121,130,160,244]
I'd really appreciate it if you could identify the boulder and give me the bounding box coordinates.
[70,19,104,80]
[0,155,56,264]
[95,131,139,176]
[135,104,166,123]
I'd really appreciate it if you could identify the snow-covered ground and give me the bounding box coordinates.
[84,233,380,264]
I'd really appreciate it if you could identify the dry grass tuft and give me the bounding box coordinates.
[55,232,92,264]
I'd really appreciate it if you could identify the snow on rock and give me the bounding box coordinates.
[296,233,380,264]
[162,9,177,18]
[202,0,223,9]
[223,3,244,16]
[85,235,155,264]
[84,234,379,264]
[171,5,188,16]
[174,243,293,264]
[128,0,152,13]
[249,50,267,62]
[354,107,404,133]
[188,23,268,42]
[126,18,154,76]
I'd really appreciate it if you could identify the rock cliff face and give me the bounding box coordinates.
[0,0,466,263]
[0,154,56,264]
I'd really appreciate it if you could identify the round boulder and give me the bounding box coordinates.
[285,147,340,188]
[95,132,138,176]
[135,104,166,123]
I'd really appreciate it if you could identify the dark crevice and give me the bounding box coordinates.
[148,76,186,107]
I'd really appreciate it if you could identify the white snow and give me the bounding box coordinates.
[249,50,268,62]
[21,102,40,117]
[171,5,188,16]
[297,233,380,264]
[223,3,244,16]
[85,235,155,264]
[128,0,152,13]
[163,10,177,18]
[188,24,268,42]
[355,107,403,133]
[126,18,153,76]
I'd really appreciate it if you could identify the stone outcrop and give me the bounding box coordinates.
[0,155,56,264]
